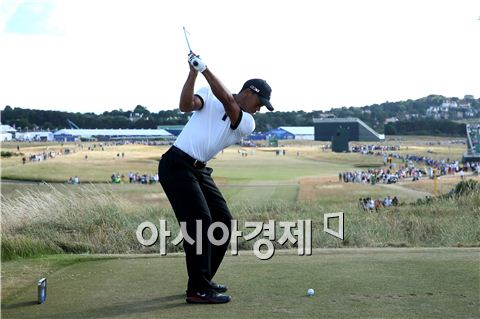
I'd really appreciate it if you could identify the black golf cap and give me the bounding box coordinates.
[242,79,274,111]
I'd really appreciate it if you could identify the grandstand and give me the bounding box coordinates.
[462,124,480,163]
[53,129,174,142]
[313,117,385,142]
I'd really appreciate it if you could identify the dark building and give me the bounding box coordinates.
[462,124,480,163]
[331,127,350,152]
[313,118,384,142]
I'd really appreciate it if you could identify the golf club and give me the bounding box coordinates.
[183,26,199,67]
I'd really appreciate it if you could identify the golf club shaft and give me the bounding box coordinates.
[183,26,193,53]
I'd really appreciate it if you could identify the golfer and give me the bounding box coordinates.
[158,52,273,304]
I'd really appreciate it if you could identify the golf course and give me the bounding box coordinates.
[1,138,479,318]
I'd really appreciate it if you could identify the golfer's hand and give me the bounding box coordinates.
[188,53,207,73]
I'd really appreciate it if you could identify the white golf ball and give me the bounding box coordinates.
[307,288,315,296]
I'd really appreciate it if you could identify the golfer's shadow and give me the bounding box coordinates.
[57,293,188,318]
[2,300,38,309]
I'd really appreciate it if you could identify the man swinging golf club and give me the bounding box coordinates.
[158,51,274,304]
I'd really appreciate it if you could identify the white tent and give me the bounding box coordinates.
[0,124,16,133]
[15,132,54,141]
[0,124,16,141]
[279,126,314,140]
[53,128,173,139]
[1,133,12,141]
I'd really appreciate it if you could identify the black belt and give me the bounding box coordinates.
[170,146,207,169]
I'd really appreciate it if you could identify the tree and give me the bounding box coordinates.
[133,105,150,116]
[13,118,30,131]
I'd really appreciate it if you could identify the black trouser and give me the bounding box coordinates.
[158,146,232,293]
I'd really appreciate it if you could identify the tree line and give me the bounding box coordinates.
[1,94,478,136]
[1,104,316,133]
[384,120,466,136]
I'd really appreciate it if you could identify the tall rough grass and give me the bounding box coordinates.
[1,184,173,260]
[1,181,479,260]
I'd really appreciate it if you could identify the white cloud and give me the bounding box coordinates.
[0,0,22,33]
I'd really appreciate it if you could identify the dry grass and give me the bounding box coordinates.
[398,174,480,195]
[2,180,479,260]
[1,143,168,181]
[2,138,478,260]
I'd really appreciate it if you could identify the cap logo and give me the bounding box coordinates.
[249,85,260,93]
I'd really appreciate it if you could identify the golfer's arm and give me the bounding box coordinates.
[202,68,241,124]
[179,71,203,112]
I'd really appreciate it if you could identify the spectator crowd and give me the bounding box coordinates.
[359,195,399,212]
[110,172,159,184]
[341,144,480,185]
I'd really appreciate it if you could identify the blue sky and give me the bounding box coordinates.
[5,1,61,35]
[0,0,479,113]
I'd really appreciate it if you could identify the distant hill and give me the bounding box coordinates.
[325,94,479,130]
[1,95,478,136]
[323,95,479,137]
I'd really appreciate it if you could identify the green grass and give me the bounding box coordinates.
[210,154,353,183]
[221,185,299,204]
[1,254,116,303]
[1,249,479,318]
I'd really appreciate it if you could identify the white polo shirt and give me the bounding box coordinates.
[174,87,255,162]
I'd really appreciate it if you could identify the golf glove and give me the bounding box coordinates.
[188,53,207,73]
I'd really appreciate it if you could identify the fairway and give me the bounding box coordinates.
[2,248,479,319]
[0,143,360,183]
[3,140,475,210]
